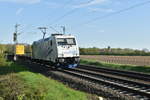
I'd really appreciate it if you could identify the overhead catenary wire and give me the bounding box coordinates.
[61,0,73,8]
[80,0,150,26]
[49,0,90,25]
[50,8,78,26]
[49,26,60,34]
[45,0,75,24]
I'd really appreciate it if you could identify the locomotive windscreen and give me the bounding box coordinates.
[57,38,76,45]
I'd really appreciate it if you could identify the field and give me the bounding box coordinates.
[81,55,150,66]
[0,56,90,100]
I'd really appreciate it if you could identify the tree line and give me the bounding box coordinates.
[80,47,150,56]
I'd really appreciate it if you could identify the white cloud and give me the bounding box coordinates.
[16,8,24,15]
[89,8,114,13]
[74,0,108,8]
[0,0,41,4]
[44,2,61,8]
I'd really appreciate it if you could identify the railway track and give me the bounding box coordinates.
[79,65,150,83]
[60,68,150,100]
[35,62,150,99]
[16,56,150,100]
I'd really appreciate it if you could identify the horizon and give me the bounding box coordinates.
[1,42,149,51]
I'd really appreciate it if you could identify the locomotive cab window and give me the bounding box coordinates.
[57,38,76,45]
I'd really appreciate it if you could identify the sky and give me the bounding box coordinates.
[0,0,150,50]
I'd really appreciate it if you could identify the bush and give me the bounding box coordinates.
[0,74,26,100]
[0,54,7,66]
[0,44,6,66]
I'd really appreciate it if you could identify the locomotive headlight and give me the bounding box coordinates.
[75,58,80,62]
[59,58,65,62]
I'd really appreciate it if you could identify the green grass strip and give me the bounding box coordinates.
[80,59,150,74]
[18,72,88,100]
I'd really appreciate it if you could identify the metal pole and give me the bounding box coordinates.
[13,23,20,61]
[61,26,65,34]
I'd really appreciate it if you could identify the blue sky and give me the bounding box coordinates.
[0,0,150,50]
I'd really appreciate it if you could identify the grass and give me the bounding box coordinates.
[80,59,150,74]
[18,72,88,100]
[0,56,90,100]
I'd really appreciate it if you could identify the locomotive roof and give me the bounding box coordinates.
[33,34,75,44]
[34,37,50,43]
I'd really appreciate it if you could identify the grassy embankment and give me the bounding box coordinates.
[80,59,150,74]
[0,56,90,100]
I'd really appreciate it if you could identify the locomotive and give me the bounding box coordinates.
[32,34,80,68]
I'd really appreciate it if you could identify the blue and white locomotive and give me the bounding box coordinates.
[32,34,80,68]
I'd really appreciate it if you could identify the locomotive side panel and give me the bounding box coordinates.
[32,37,57,62]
